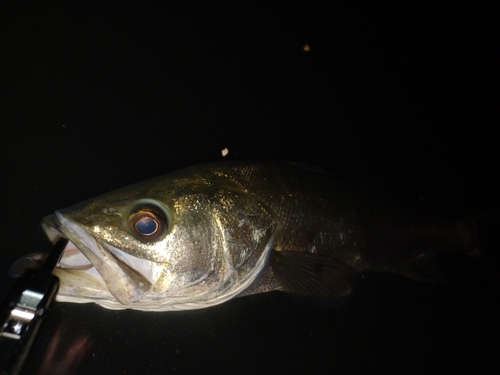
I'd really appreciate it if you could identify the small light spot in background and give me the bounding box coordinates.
[221,148,229,157]
[303,44,310,52]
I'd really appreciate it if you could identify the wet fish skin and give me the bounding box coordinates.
[41,161,478,311]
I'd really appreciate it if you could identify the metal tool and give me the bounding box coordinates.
[1,237,68,375]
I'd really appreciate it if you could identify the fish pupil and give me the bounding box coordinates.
[135,216,159,235]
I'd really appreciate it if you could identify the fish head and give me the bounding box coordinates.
[42,169,277,311]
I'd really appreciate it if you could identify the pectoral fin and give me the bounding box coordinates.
[270,251,359,310]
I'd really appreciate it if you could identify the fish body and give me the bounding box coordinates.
[40,162,477,311]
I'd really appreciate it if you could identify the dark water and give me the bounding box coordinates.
[1,2,499,374]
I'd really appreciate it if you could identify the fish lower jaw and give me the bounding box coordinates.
[55,238,155,286]
[47,213,155,305]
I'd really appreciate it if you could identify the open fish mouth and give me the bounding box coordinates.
[40,213,153,306]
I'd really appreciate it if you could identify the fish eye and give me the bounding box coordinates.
[135,215,159,235]
[129,209,167,240]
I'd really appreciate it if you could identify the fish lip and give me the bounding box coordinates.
[41,212,153,305]
[41,213,68,243]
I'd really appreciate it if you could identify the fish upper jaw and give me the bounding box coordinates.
[42,212,152,305]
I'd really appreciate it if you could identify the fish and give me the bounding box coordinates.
[34,161,479,311]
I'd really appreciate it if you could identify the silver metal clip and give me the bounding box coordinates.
[1,237,68,375]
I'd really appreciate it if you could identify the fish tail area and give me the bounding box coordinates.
[393,253,445,283]
[392,212,499,283]
[474,210,500,274]
[270,250,359,310]
[396,211,500,283]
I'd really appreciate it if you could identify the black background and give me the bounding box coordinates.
[1,1,499,374]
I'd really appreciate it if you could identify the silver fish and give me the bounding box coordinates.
[36,162,477,311]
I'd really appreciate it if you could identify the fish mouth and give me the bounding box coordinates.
[41,213,152,306]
